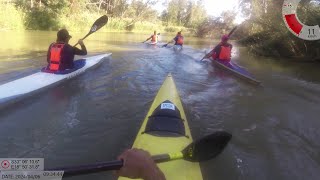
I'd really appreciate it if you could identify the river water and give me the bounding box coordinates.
[0,31,319,180]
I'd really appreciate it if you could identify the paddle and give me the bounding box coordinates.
[162,43,168,47]
[228,26,238,37]
[200,26,238,62]
[73,15,109,47]
[47,131,232,178]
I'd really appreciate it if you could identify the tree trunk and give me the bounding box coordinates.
[98,0,103,13]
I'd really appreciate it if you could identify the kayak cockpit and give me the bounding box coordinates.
[143,100,186,137]
[41,59,86,74]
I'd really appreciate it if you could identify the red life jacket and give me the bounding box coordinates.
[218,45,231,61]
[212,52,217,59]
[176,35,184,45]
[49,43,65,71]
[151,35,157,42]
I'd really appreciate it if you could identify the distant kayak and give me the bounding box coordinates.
[118,73,203,180]
[0,53,111,109]
[210,58,261,85]
[148,42,157,45]
[173,45,183,51]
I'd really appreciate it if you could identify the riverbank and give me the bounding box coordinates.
[236,23,320,62]
[0,2,191,34]
[233,1,320,62]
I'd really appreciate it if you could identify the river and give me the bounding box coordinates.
[0,31,319,180]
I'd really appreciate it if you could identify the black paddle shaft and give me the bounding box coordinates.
[47,160,123,178]
[228,26,238,38]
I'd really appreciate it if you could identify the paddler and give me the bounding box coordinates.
[163,31,184,47]
[208,34,232,62]
[116,149,166,180]
[143,31,158,43]
[46,29,87,71]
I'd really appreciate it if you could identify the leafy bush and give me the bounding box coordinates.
[25,9,59,30]
[0,3,24,30]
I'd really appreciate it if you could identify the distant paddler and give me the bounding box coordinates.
[143,30,159,44]
[162,31,184,47]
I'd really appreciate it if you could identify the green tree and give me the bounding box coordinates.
[123,0,159,31]
[163,0,188,26]
[162,0,208,33]
[0,1,24,30]
[237,0,320,60]
[15,0,69,30]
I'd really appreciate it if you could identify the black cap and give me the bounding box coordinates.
[57,29,72,41]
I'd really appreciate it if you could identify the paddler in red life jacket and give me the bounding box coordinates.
[144,31,158,43]
[211,35,232,62]
[174,31,184,46]
[47,29,87,71]
[163,31,184,47]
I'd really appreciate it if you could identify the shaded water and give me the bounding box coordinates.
[0,31,320,180]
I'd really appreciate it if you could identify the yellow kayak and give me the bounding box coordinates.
[119,73,203,180]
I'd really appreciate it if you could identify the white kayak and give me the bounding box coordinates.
[0,53,111,108]
[148,42,157,45]
[173,45,183,51]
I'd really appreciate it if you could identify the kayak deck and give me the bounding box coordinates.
[118,74,202,180]
[211,58,261,85]
[0,53,111,108]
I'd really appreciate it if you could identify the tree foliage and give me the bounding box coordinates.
[195,10,237,38]
[2,0,230,34]
[15,0,69,30]
[1,0,319,61]
[237,0,320,60]
[161,0,206,27]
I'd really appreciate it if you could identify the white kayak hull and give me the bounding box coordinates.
[0,53,111,108]
[173,45,182,51]
[148,42,157,45]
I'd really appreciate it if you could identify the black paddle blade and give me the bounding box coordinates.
[90,15,108,33]
[182,131,232,162]
[74,15,109,46]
